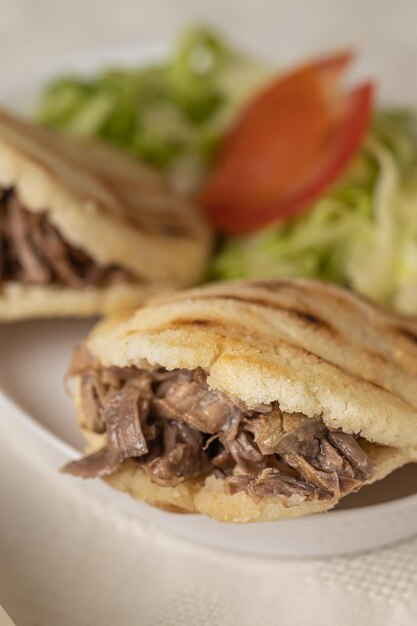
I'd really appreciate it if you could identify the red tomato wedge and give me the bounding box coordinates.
[199,52,373,235]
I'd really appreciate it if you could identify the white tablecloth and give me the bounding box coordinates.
[1,1,417,624]
[0,410,417,626]
[1,414,417,626]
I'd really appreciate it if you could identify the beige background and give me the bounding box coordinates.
[1,0,417,104]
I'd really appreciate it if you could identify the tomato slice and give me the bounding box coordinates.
[199,52,373,235]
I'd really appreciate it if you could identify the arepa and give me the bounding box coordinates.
[0,108,211,319]
[63,279,417,523]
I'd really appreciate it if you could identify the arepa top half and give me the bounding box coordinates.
[87,279,417,452]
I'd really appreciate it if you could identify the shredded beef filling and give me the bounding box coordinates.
[0,188,131,287]
[63,359,375,504]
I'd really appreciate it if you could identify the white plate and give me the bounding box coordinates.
[0,605,16,626]
[1,46,417,559]
[2,318,417,559]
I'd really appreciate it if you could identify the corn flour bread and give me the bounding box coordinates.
[0,108,211,319]
[63,279,417,522]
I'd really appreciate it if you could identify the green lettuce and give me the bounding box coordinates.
[209,111,417,312]
[36,26,268,182]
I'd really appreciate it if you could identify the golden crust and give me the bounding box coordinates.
[0,108,211,285]
[0,281,177,320]
[87,278,417,450]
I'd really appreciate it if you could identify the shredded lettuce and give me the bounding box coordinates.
[36,26,268,188]
[209,111,417,312]
[36,27,417,313]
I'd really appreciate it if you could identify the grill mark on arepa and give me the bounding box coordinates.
[217,338,416,409]
[193,293,337,334]
[190,299,415,406]
[124,318,229,335]
[84,174,194,236]
[276,338,417,407]
[194,291,417,367]
[287,309,329,327]
[175,292,417,380]
[0,110,197,240]
[150,290,417,405]
[170,318,213,328]
[395,328,417,345]
[247,279,299,290]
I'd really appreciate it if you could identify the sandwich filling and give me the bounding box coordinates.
[64,349,375,505]
[0,188,131,287]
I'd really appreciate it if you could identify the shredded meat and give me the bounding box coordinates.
[227,469,318,501]
[0,187,131,287]
[142,421,209,487]
[63,355,376,505]
[153,379,234,434]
